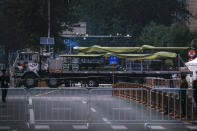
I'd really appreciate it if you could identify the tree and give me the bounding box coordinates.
[137,22,170,47]
[76,0,190,46]
[138,22,192,47]
[0,0,79,65]
[0,0,79,50]
[168,22,192,47]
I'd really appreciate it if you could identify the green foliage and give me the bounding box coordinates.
[138,22,192,47]
[76,0,190,46]
[169,23,191,47]
[0,0,192,51]
[0,0,79,51]
[138,22,169,46]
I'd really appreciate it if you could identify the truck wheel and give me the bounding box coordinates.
[64,82,70,87]
[24,74,37,88]
[95,82,99,87]
[88,80,95,87]
[48,78,59,88]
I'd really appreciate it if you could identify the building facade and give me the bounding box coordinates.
[187,0,197,31]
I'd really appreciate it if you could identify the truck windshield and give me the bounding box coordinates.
[19,53,39,62]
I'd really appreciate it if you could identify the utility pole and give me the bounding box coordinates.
[48,0,50,38]
[48,0,51,55]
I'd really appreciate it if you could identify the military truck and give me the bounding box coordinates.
[11,45,190,88]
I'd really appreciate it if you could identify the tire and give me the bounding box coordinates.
[48,78,59,88]
[24,74,37,88]
[94,81,99,87]
[88,80,95,87]
[64,82,70,87]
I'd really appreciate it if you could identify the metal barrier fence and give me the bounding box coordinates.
[146,78,181,88]
[28,88,89,124]
[89,88,150,124]
[0,86,196,126]
[150,88,197,122]
[0,88,27,123]
[113,82,197,123]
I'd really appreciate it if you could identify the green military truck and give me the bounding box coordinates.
[11,45,190,88]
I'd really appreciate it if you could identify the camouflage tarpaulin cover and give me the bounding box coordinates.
[74,45,189,53]
[59,52,176,60]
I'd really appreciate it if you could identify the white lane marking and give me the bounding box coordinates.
[102,117,111,124]
[52,108,71,111]
[12,130,18,131]
[35,125,50,129]
[111,125,128,130]
[29,97,32,105]
[73,125,88,129]
[186,126,197,129]
[29,109,35,124]
[150,126,165,129]
[90,108,97,112]
[112,108,132,110]
[0,126,11,130]
[82,101,87,104]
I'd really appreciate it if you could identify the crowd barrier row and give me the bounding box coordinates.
[0,85,196,126]
[146,78,181,88]
[113,82,197,121]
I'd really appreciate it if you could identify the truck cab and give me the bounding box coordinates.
[12,49,40,87]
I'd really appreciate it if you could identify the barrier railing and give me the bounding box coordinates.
[112,82,197,123]
[28,88,89,124]
[150,88,197,122]
[89,88,150,124]
[145,77,181,88]
[0,85,196,126]
[0,88,27,123]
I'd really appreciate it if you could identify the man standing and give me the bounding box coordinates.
[0,69,10,103]
[193,80,197,106]
[180,73,188,118]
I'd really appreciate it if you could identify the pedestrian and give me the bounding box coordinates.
[0,69,10,103]
[193,80,197,106]
[180,73,188,118]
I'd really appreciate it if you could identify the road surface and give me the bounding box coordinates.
[0,87,196,131]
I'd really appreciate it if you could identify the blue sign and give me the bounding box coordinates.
[109,56,117,64]
[40,37,54,45]
[64,40,80,47]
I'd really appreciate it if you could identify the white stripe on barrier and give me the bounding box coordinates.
[90,108,97,112]
[82,101,87,104]
[35,125,50,129]
[29,109,35,124]
[102,117,111,124]
[150,126,165,129]
[112,108,133,110]
[28,98,32,105]
[72,125,88,129]
[52,108,71,111]
[111,125,128,130]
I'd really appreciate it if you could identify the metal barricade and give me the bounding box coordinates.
[0,88,27,123]
[28,88,89,124]
[0,85,196,126]
[150,88,197,123]
[89,88,150,124]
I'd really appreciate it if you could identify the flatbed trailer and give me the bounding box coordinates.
[15,70,189,88]
[11,46,191,88]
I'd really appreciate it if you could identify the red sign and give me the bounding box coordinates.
[188,49,196,58]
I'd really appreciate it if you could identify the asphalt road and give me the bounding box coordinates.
[0,87,197,131]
